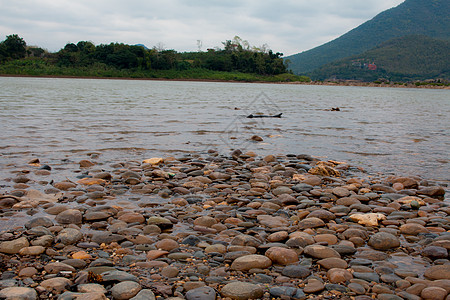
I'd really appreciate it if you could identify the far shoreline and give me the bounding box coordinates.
[1,74,449,89]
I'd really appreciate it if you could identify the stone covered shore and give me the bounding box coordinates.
[0,150,448,300]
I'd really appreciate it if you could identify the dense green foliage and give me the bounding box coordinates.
[0,34,27,61]
[0,35,308,82]
[286,0,450,74]
[54,38,288,75]
[308,35,450,82]
[0,58,309,82]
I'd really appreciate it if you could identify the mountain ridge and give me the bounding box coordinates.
[286,0,450,74]
[308,35,450,81]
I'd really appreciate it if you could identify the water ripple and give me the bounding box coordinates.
[0,77,449,183]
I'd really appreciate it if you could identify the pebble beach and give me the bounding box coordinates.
[0,149,448,300]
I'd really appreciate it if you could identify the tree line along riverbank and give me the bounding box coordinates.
[0,34,310,83]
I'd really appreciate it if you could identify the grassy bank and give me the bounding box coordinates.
[0,58,311,83]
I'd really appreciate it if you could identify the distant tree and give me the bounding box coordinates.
[0,44,7,62]
[2,34,27,59]
[64,43,78,52]
[154,42,165,52]
[56,43,76,66]
[152,50,178,70]
[76,41,95,54]
[27,46,45,57]
[94,43,115,62]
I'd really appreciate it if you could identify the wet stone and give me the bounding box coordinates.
[257,215,290,228]
[281,265,311,278]
[231,234,262,247]
[332,187,351,197]
[231,254,272,271]
[348,282,365,294]
[40,277,72,294]
[356,249,389,261]
[185,286,216,300]
[399,223,429,235]
[317,257,348,269]
[424,265,450,280]
[252,274,273,284]
[24,217,54,229]
[147,216,173,229]
[307,209,336,221]
[421,286,447,300]
[129,289,156,300]
[221,282,264,300]
[19,245,45,256]
[57,228,83,245]
[292,183,314,192]
[368,232,400,250]
[325,284,349,293]
[353,272,380,283]
[27,226,52,236]
[377,294,403,300]
[45,262,76,274]
[111,281,141,300]
[304,245,341,259]
[270,286,306,300]
[331,245,357,256]
[0,279,18,288]
[304,278,325,293]
[422,246,448,259]
[19,267,38,277]
[327,268,353,284]
[161,266,179,278]
[265,246,299,265]
[55,209,83,224]
[84,211,111,221]
[0,287,37,300]
[167,252,192,260]
[0,237,29,254]
[91,232,125,244]
[298,217,325,229]
[63,259,87,269]
[101,270,138,282]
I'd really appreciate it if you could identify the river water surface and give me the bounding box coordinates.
[0,77,449,184]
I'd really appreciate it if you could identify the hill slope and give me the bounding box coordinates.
[308,35,450,82]
[286,0,450,74]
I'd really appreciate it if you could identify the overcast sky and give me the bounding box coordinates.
[0,0,404,56]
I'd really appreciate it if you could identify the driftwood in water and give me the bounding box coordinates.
[247,113,282,118]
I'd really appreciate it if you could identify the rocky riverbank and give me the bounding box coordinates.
[0,150,448,300]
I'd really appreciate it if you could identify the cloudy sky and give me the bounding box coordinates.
[0,0,404,56]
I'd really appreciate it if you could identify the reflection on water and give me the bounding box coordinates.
[0,77,449,184]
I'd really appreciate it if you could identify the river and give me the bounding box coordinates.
[0,77,449,185]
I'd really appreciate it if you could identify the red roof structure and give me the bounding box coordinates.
[368,63,377,71]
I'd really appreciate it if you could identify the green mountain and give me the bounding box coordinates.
[286,0,450,74]
[308,35,450,81]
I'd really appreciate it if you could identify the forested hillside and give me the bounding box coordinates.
[286,0,450,74]
[308,35,450,82]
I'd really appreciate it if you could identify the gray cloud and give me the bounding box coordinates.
[0,0,404,55]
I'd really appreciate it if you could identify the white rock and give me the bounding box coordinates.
[349,213,386,226]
